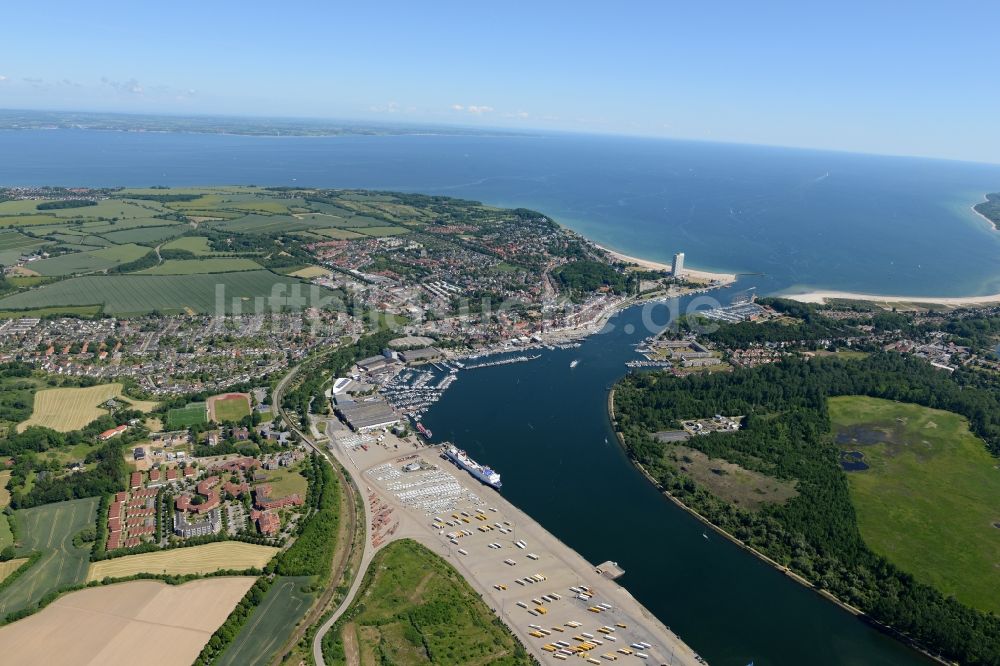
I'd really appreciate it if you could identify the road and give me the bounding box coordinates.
[269,354,366,666]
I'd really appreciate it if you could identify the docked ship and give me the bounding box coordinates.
[416,422,433,439]
[444,445,502,489]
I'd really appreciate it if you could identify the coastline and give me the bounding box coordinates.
[784,289,1000,306]
[594,243,738,285]
[972,193,997,231]
[606,388,948,666]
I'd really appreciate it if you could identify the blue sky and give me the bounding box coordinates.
[1,1,997,162]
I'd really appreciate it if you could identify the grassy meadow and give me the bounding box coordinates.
[830,395,1000,614]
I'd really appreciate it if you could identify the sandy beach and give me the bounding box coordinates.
[596,244,737,284]
[785,289,1000,307]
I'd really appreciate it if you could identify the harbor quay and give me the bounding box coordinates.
[328,431,706,666]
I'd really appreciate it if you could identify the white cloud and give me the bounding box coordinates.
[451,104,494,115]
[0,75,7,82]
[101,77,144,95]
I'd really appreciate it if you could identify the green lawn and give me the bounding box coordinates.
[322,539,534,666]
[830,395,1000,614]
[260,462,308,499]
[166,402,207,429]
[215,576,314,666]
[0,497,99,617]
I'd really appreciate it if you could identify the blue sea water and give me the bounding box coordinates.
[2,129,999,297]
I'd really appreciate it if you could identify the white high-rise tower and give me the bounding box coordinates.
[672,252,685,277]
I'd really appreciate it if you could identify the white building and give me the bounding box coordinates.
[672,252,685,277]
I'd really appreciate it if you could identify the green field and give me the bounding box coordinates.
[161,235,212,255]
[138,258,263,275]
[98,224,190,245]
[0,231,47,252]
[0,215,64,228]
[166,402,207,429]
[0,497,98,617]
[0,305,102,319]
[308,228,364,240]
[0,271,327,315]
[213,395,251,423]
[215,576,314,666]
[830,396,1000,614]
[322,539,533,666]
[356,226,410,237]
[215,214,317,235]
[26,244,150,276]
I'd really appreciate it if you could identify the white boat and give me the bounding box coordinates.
[570,359,580,368]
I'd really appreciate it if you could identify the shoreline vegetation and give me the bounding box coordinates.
[606,388,948,666]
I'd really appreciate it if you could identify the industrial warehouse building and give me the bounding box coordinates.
[335,398,401,432]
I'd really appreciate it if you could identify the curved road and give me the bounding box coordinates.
[270,354,373,666]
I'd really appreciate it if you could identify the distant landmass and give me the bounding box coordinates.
[0,109,529,138]
[974,192,1000,229]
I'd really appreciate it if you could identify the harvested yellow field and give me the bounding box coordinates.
[0,470,10,508]
[17,384,157,433]
[0,577,255,666]
[0,558,28,584]
[87,542,278,581]
[290,265,331,278]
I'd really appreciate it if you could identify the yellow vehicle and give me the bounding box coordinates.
[541,645,558,652]
[534,605,547,615]
[529,630,544,638]
[550,626,565,632]
[617,648,633,655]
[572,635,587,642]
[588,606,602,613]
[615,623,627,629]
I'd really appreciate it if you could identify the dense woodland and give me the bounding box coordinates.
[974,192,1000,227]
[614,353,1000,664]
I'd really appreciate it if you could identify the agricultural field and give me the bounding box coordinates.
[355,225,410,237]
[289,265,332,278]
[98,224,190,245]
[25,243,150,276]
[0,305,102,319]
[308,228,364,240]
[830,395,1000,614]
[137,257,262,275]
[0,215,64,228]
[86,542,279,581]
[208,393,251,423]
[166,402,207,429]
[0,577,255,666]
[0,271,327,315]
[0,497,99,616]
[0,231,49,267]
[0,558,28,584]
[161,235,213,255]
[214,214,316,235]
[323,539,534,666]
[17,383,154,433]
[215,576,314,666]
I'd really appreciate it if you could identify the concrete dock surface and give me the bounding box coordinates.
[329,432,706,666]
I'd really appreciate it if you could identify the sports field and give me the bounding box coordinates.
[323,539,534,666]
[0,271,323,315]
[0,497,99,616]
[166,402,207,429]
[18,383,154,432]
[0,577,255,666]
[86,542,279,581]
[830,395,1000,614]
[209,393,252,423]
[215,576,314,666]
